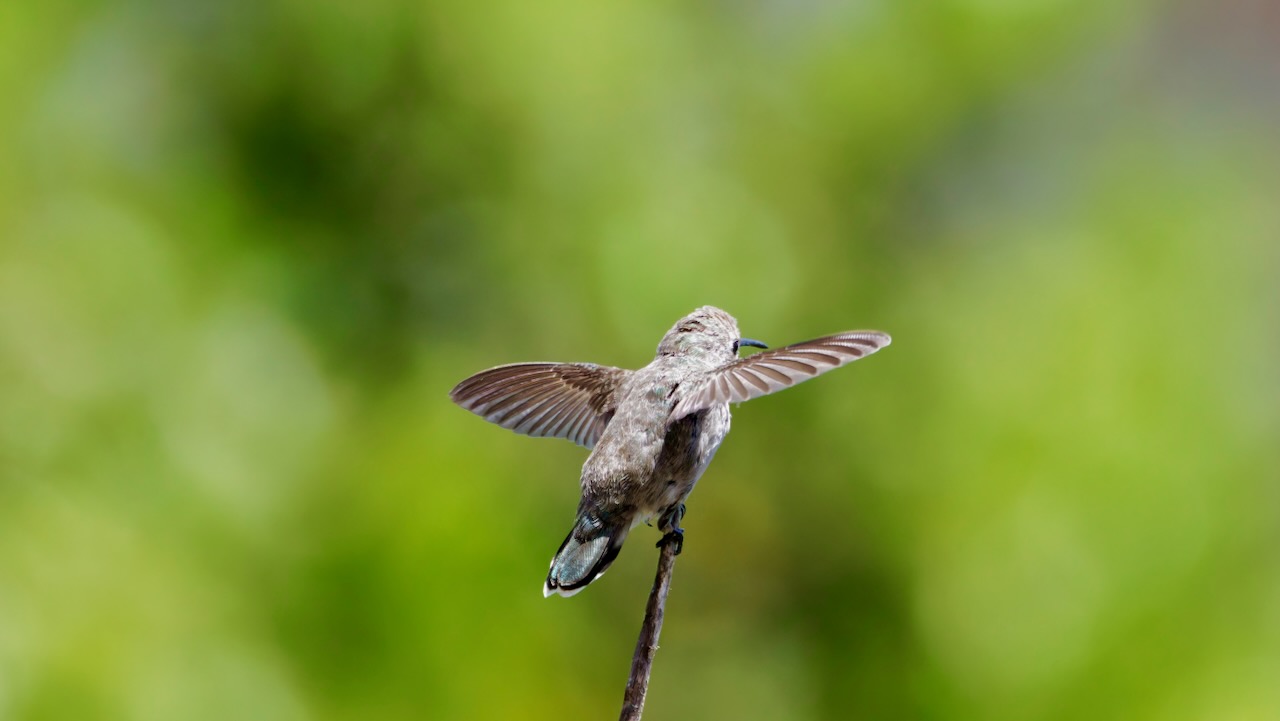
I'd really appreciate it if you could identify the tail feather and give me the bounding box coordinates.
[544,511,629,598]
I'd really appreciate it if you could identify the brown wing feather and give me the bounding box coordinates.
[449,363,630,449]
[672,331,891,419]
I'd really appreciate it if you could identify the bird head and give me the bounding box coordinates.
[655,306,767,362]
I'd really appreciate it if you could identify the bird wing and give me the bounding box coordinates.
[450,363,631,449]
[671,331,891,420]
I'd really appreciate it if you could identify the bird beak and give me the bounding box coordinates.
[739,338,768,349]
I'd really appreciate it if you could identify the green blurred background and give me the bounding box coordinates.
[2,0,1278,719]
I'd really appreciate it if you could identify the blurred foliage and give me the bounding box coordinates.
[1,0,1278,719]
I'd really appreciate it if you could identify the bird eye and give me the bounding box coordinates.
[732,340,740,353]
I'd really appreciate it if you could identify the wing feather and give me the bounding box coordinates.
[493,383,564,427]
[450,362,630,449]
[542,396,582,439]
[671,331,891,419]
[511,391,574,436]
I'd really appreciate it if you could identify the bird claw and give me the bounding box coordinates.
[655,503,686,554]
[657,528,684,555]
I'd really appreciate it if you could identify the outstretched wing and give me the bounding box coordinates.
[671,331,891,419]
[450,363,631,449]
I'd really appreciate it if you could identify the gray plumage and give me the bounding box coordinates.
[449,306,891,597]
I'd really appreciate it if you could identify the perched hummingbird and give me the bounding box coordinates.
[449,306,890,598]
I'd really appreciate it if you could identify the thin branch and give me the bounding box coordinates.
[618,534,680,721]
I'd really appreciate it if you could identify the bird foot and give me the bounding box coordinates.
[657,528,684,555]
[656,502,686,554]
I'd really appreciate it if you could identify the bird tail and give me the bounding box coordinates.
[544,508,630,598]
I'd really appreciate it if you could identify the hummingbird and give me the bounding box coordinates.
[449,306,890,597]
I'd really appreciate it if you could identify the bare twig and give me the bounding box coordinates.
[618,535,680,721]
